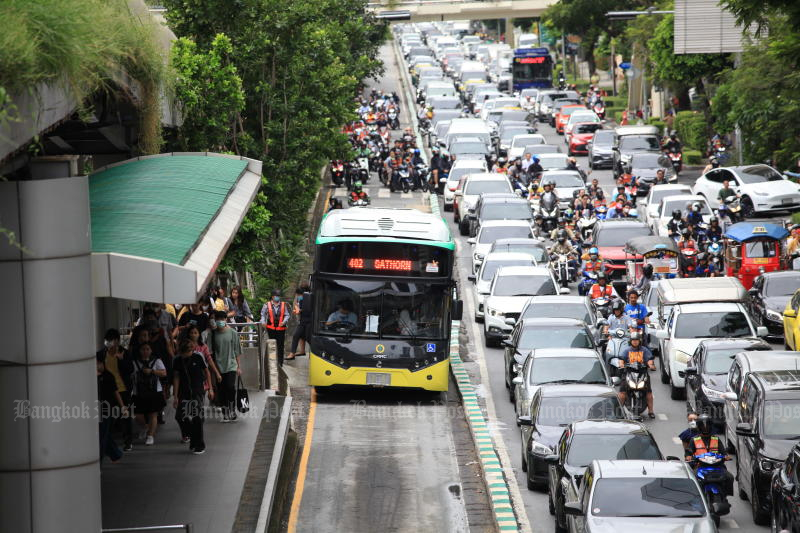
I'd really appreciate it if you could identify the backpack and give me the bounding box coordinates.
[136,358,160,395]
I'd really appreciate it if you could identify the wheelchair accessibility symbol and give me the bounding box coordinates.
[426,343,436,353]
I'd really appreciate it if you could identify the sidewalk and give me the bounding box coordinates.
[101,391,281,533]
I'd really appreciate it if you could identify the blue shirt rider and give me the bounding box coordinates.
[623,290,649,330]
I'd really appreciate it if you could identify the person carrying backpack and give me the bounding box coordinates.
[173,338,212,454]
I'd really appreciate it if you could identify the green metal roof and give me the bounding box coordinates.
[90,155,248,265]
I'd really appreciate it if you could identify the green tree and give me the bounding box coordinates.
[170,34,245,152]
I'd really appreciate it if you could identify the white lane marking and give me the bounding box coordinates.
[657,413,669,421]
[720,518,739,529]
[457,240,533,533]
[378,188,390,198]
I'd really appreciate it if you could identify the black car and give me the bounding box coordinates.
[627,152,674,197]
[749,271,800,336]
[682,338,772,432]
[518,385,624,491]
[587,129,615,170]
[770,441,800,533]
[466,193,530,237]
[732,370,800,525]
[502,317,598,394]
[546,419,664,532]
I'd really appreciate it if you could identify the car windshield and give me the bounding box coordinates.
[559,107,583,116]
[449,166,483,182]
[591,478,706,518]
[494,244,547,263]
[522,302,592,323]
[481,259,534,281]
[479,225,532,243]
[674,312,751,339]
[631,153,664,168]
[501,128,531,143]
[738,165,784,183]
[546,173,584,188]
[766,276,800,296]
[575,124,603,134]
[519,326,594,350]
[512,136,544,148]
[316,279,447,338]
[663,199,710,216]
[542,93,568,105]
[493,275,555,297]
[649,189,689,206]
[482,203,532,220]
[619,135,660,151]
[536,396,622,426]
[763,400,800,438]
[704,349,745,374]
[593,131,615,146]
[452,142,488,155]
[594,226,652,247]
[745,240,778,259]
[529,357,607,386]
[566,434,661,466]
[569,113,598,124]
[538,155,568,169]
[465,180,509,195]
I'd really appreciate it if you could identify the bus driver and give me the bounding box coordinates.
[326,300,358,328]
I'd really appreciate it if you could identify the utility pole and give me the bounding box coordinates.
[611,39,616,96]
[561,33,567,81]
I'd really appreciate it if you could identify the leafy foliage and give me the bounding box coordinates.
[162,0,386,300]
[672,111,707,151]
[170,34,245,152]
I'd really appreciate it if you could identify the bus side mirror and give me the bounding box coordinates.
[453,299,463,321]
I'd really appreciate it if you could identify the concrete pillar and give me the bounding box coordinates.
[0,175,100,533]
[505,18,515,48]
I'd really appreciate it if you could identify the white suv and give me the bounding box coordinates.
[454,173,512,236]
[483,265,560,347]
[443,159,487,211]
[692,164,800,216]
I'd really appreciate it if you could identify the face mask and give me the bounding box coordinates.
[688,420,697,429]
[298,295,303,302]
[202,305,209,312]
[273,296,280,302]
[104,340,115,349]
[175,304,182,310]
[216,320,226,329]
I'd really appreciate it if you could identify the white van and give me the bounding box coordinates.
[655,277,767,400]
[517,33,539,48]
[442,118,491,150]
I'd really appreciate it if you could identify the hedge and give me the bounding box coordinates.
[684,149,703,165]
[614,110,625,123]
[647,117,666,135]
[792,212,800,225]
[673,110,708,152]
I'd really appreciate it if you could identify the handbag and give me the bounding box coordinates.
[236,376,250,413]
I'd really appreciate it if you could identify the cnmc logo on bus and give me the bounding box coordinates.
[375,344,385,354]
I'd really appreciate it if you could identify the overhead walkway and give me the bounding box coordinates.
[368,0,554,22]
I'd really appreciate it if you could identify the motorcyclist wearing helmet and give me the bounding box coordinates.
[685,413,728,462]
[686,202,704,227]
[616,331,657,418]
[579,247,604,295]
[410,148,424,189]
[666,209,686,239]
[592,189,606,209]
[604,299,635,336]
[550,229,579,281]
[590,272,614,301]
[706,216,723,241]
[634,263,655,292]
[662,131,682,153]
[540,179,559,209]
[492,156,509,174]
[523,154,543,181]
[695,252,717,278]
[508,158,525,182]
[702,156,720,175]
[349,181,369,203]
[550,216,576,242]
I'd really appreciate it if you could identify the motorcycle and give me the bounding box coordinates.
[392,168,413,193]
[706,240,724,270]
[348,195,371,207]
[357,157,370,183]
[578,270,598,296]
[680,243,699,277]
[330,160,345,186]
[577,211,597,241]
[594,204,608,221]
[539,196,560,234]
[551,254,572,288]
[667,147,683,175]
[415,163,430,193]
[388,108,399,130]
[593,101,605,120]
[690,452,732,527]
[719,195,742,223]
[593,296,613,319]
[621,362,650,415]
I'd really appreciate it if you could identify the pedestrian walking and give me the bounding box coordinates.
[227,286,254,325]
[97,358,125,463]
[131,343,167,446]
[173,338,211,454]
[210,310,242,422]
[287,285,312,361]
[261,289,289,365]
[179,325,222,403]
[96,329,134,451]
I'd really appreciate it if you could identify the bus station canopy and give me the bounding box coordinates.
[90,153,262,304]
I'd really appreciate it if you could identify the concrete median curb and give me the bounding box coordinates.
[433,193,520,532]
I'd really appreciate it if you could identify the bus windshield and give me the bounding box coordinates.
[316,279,448,339]
[513,56,552,83]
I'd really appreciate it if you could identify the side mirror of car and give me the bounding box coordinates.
[611,376,620,386]
[563,501,583,516]
[467,274,476,282]
[467,238,476,245]
[560,287,571,295]
[683,366,698,376]
[512,376,524,385]
[655,329,669,340]
[736,422,755,437]
[505,317,516,326]
[756,326,768,337]
[544,454,560,464]
[517,415,532,426]
[502,339,513,348]
[722,391,738,401]
[665,455,681,461]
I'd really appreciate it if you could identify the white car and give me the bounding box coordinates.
[507,133,546,161]
[443,159,487,211]
[540,170,585,210]
[652,194,712,237]
[469,252,535,321]
[692,164,800,215]
[657,301,766,399]
[564,111,600,138]
[480,97,521,121]
[641,184,692,228]
[454,173,512,236]
[483,265,562,346]
[467,220,535,274]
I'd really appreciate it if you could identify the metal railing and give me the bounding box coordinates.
[102,525,192,533]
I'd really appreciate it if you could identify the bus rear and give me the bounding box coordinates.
[512,48,553,91]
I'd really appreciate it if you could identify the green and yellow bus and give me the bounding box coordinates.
[309,207,461,391]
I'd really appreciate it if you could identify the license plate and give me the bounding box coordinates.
[366,372,391,386]
[753,258,770,264]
